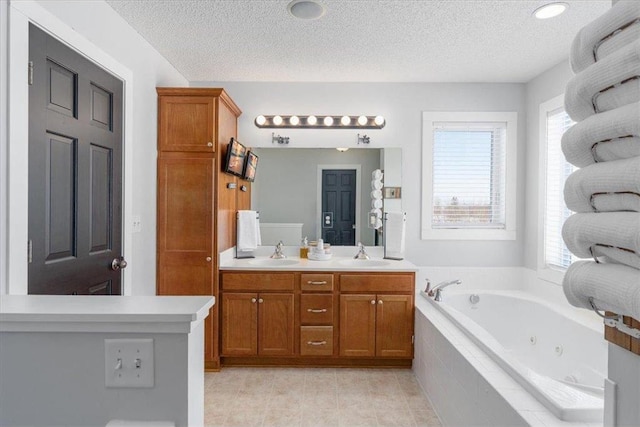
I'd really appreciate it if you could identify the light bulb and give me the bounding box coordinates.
[273,115,283,126]
[336,148,349,152]
[289,115,300,126]
[374,116,385,126]
[341,116,351,126]
[357,116,368,126]
[323,116,334,126]
[255,115,266,126]
[307,115,317,125]
[533,2,568,19]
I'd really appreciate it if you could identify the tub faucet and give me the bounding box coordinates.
[428,279,462,302]
[353,242,370,260]
[270,241,286,259]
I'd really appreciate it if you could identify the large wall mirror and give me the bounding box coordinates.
[251,148,402,246]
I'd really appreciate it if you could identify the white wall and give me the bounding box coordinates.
[1,0,188,295]
[523,59,574,270]
[194,81,528,267]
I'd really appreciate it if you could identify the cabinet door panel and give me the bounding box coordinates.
[339,294,376,357]
[258,293,295,356]
[159,96,215,152]
[376,295,414,358]
[221,293,258,356]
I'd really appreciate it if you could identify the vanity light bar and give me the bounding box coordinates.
[254,115,386,129]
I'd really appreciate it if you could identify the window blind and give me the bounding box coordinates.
[544,108,576,269]
[432,122,507,229]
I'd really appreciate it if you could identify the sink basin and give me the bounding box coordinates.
[338,259,390,267]
[248,258,300,267]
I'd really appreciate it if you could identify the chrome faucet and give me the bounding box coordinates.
[353,242,370,260]
[428,279,462,302]
[270,241,286,259]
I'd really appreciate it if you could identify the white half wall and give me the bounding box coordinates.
[195,81,528,267]
[1,0,188,295]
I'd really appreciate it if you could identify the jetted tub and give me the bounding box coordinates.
[421,290,607,422]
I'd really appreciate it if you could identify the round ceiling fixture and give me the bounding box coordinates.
[288,0,326,20]
[533,2,568,19]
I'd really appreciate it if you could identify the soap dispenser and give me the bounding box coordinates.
[299,237,309,259]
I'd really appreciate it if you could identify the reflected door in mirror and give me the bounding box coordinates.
[321,169,356,246]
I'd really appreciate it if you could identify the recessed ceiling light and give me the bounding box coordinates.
[288,0,326,20]
[533,2,568,19]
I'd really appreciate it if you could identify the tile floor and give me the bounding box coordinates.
[204,368,442,427]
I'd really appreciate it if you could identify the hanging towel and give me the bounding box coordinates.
[562,102,640,167]
[237,210,261,252]
[565,40,640,122]
[563,261,640,320]
[384,212,406,260]
[570,0,640,73]
[562,212,640,270]
[564,157,640,213]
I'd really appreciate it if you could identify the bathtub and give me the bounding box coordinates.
[420,290,607,423]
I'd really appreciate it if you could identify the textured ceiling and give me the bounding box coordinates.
[105,0,611,83]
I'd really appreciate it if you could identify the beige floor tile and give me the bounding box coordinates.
[268,392,305,409]
[337,407,378,427]
[263,407,302,427]
[302,391,338,409]
[411,409,442,427]
[223,411,263,427]
[301,407,340,427]
[375,408,417,427]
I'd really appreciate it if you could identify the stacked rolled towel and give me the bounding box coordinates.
[562,212,640,270]
[563,261,640,321]
[561,102,640,167]
[565,40,640,122]
[562,2,640,321]
[570,0,640,73]
[564,156,640,213]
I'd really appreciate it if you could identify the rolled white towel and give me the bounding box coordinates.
[562,212,640,270]
[371,179,383,190]
[564,157,640,213]
[371,189,383,199]
[372,169,383,180]
[372,199,383,209]
[570,0,640,73]
[565,40,640,122]
[563,261,640,320]
[562,102,640,167]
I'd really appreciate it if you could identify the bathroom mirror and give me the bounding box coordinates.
[251,148,402,246]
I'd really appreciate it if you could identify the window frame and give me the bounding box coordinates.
[537,94,573,285]
[421,111,517,240]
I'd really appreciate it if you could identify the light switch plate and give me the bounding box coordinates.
[132,215,142,233]
[105,338,154,388]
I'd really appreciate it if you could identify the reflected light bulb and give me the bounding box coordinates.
[307,115,317,125]
[255,115,266,126]
[324,116,334,126]
[289,115,300,126]
[273,115,283,126]
[374,116,385,126]
[341,116,351,126]
[357,116,368,126]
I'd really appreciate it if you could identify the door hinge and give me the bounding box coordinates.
[28,61,34,85]
[28,239,33,263]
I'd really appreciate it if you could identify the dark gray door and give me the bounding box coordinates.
[321,169,356,246]
[28,24,124,295]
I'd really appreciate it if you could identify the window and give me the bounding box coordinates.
[422,112,517,240]
[539,95,578,281]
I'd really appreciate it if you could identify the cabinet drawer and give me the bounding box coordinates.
[300,274,334,291]
[300,294,334,325]
[221,273,295,291]
[300,326,333,356]
[339,274,414,293]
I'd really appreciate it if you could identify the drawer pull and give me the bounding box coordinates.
[307,308,328,313]
[307,281,327,285]
[306,340,327,346]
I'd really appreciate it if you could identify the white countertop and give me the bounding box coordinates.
[0,295,215,333]
[220,246,417,272]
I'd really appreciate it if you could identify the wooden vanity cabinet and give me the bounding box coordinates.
[157,88,242,370]
[220,273,295,357]
[300,273,335,357]
[339,274,414,359]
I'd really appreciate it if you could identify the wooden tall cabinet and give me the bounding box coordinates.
[156,88,243,370]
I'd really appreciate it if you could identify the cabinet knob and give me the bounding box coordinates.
[378,300,383,305]
[258,298,264,304]
[206,256,212,262]
[207,142,213,147]
[251,298,257,303]
[371,300,376,305]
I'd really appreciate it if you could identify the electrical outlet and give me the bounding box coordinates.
[132,215,142,233]
[105,338,154,388]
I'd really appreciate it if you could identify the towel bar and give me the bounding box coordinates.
[590,135,637,163]
[592,17,640,63]
[589,243,639,263]
[589,298,640,339]
[588,190,640,211]
[591,75,640,115]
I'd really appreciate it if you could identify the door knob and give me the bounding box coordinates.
[111,257,128,271]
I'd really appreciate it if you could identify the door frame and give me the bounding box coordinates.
[4,1,134,295]
[316,164,361,246]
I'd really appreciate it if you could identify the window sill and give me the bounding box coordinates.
[421,227,516,241]
[537,267,565,286]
